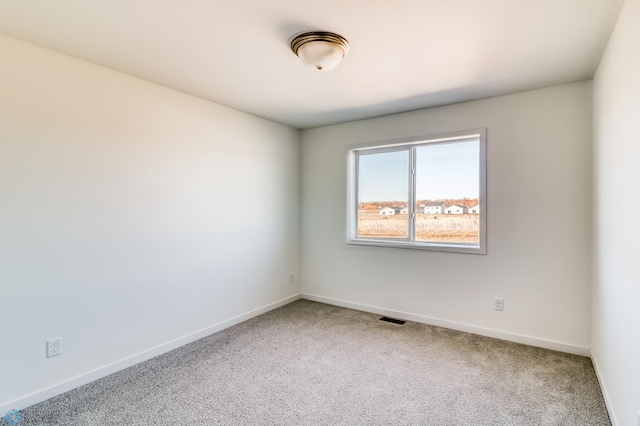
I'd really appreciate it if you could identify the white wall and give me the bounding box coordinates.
[592,0,640,424]
[0,35,301,410]
[302,82,593,355]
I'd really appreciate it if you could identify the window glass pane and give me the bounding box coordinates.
[415,141,480,243]
[357,150,409,239]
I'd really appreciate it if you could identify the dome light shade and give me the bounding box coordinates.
[291,31,349,72]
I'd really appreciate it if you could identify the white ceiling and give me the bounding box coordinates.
[0,1,623,129]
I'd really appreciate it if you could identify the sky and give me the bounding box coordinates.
[358,140,479,202]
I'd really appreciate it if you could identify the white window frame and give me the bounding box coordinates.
[346,128,487,254]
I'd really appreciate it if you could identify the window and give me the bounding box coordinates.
[347,129,486,254]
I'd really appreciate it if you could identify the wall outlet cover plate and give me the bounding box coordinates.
[46,338,62,358]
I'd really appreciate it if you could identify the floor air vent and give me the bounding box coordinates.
[379,316,406,325]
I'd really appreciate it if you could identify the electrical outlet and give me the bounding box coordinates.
[494,298,504,311]
[46,338,62,358]
[290,273,295,283]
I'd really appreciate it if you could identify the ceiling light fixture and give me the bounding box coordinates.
[290,31,349,72]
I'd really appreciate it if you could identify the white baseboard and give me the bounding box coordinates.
[0,293,301,413]
[301,293,591,357]
[590,349,617,426]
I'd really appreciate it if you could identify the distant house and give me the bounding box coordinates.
[399,207,409,214]
[380,207,401,216]
[423,202,446,214]
[468,204,480,214]
[445,204,468,214]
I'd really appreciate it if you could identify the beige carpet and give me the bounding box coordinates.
[21,300,610,425]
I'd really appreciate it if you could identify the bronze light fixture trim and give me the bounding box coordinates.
[290,31,350,72]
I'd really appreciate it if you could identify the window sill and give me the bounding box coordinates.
[347,238,486,254]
